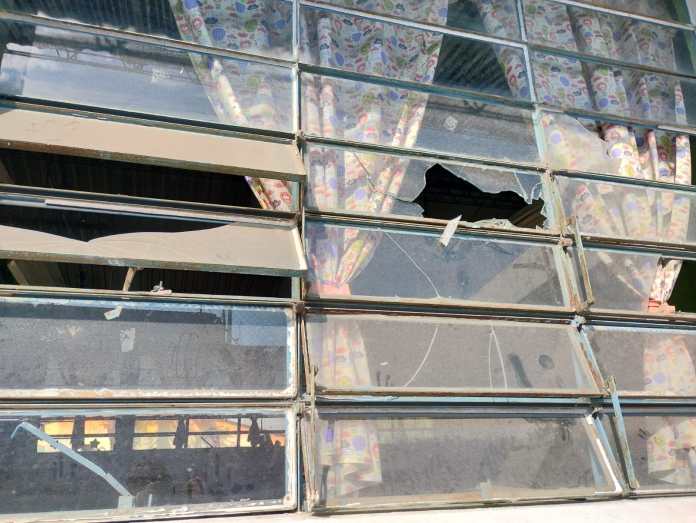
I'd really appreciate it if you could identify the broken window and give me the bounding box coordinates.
[0,408,295,518]
[304,407,620,511]
[305,313,598,394]
[0,296,296,399]
[306,143,551,230]
[305,219,570,308]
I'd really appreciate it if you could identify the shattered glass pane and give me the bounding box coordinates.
[308,407,619,510]
[305,219,568,307]
[306,143,552,230]
[306,313,598,393]
[586,325,696,396]
[0,408,292,519]
[0,297,294,398]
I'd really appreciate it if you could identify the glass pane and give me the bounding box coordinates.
[300,4,530,100]
[575,0,688,23]
[0,0,294,60]
[531,50,696,128]
[0,297,294,397]
[309,408,618,510]
[0,408,293,518]
[306,313,597,393]
[587,325,696,396]
[576,248,661,312]
[0,19,293,132]
[305,143,551,228]
[523,0,696,76]
[305,220,567,307]
[301,73,539,164]
[620,411,696,491]
[310,0,521,40]
[558,176,696,245]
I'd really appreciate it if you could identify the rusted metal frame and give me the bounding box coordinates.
[298,63,534,108]
[0,285,299,307]
[606,376,639,490]
[569,217,595,313]
[306,211,561,245]
[303,296,576,318]
[528,41,696,81]
[581,235,696,260]
[300,0,528,48]
[0,187,298,225]
[574,320,607,394]
[548,0,696,31]
[0,98,297,145]
[0,8,295,69]
[312,387,604,399]
[0,184,299,220]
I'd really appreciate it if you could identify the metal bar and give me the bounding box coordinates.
[580,236,696,260]
[549,0,696,30]
[313,394,596,406]
[302,134,543,171]
[305,211,561,244]
[607,376,639,490]
[555,169,696,195]
[571,216,595,310]
[314,387,604,398]
[300,0,527,48]
[0,9,295,69]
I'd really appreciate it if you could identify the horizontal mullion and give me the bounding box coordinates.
[586,307,696,325]
[0,186,298,225]
[581,235,696,260]
[298,63,534,109]
[537,104,696,136]
[0,401,298,411]
[304,208,559,239]
[305,210,562,244]
[301,0,526,48]
[0,9,295,69]
[310,404,594,415]
[314,387,604,399]
[0,285,301,308]
[301,135,542,171]
[529,42,696,81]
[554,170,696,195]
[548,0,696,31]
[303,296,576,319]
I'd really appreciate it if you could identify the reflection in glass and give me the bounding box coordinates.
[306,314,597,392]
[0,20,293,132]
[0,410,290,517]
[305,220,566,307]
[587,326,696,396]
[310,408,618,509]
[301,4,529,100]
[301,73,539,164]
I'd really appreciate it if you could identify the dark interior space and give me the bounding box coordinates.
[414,164,546,228]
[669,259,696,313]
[0,149,262,209]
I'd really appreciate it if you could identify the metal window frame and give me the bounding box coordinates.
[0,295,299,400]
[0,405,298,521]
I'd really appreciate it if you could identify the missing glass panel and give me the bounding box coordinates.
[0,408,294,519]
[0,297,294,398]
[306,407,620,511]
[306,143,550,229]
[306,313,598,394]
